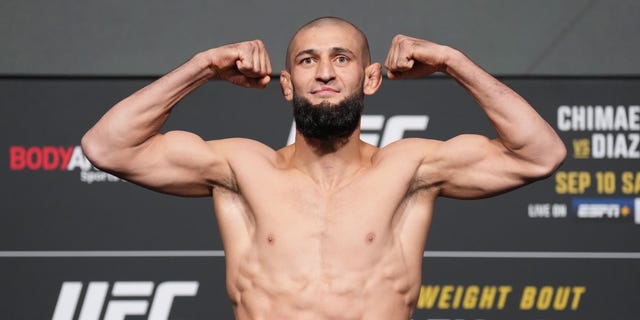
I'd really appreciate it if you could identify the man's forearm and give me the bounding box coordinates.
[84,54,214,149]
[81,53,215,166]
[443,49,566,169]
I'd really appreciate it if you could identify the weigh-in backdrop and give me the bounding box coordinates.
[1,76,638,319]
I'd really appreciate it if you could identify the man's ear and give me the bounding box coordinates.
[363,63,382,96]
[280,70,293,101]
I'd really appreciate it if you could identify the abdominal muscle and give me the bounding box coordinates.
[227,230,419,320]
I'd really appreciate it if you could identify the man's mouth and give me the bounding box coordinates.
[311,87,340,95]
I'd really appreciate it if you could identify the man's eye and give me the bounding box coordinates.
[301,57,313,64]
[336,56,349,63]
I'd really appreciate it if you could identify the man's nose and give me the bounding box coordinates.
[315,59,336,83]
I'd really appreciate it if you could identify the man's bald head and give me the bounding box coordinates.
[285,17,371,71]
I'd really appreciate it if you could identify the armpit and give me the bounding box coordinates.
[407,174,442,197]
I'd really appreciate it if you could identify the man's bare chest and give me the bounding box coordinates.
[213,163,437,272]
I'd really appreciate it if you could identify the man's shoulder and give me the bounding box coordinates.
[206,138,279,164]
[373,137,442,163]
[207,137,275,151]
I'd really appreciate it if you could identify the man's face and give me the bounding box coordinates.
[286,23,368,106]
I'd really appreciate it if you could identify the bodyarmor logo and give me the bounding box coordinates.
[8,145,121,183]
[52,281,199,320]
[287,114,430,146]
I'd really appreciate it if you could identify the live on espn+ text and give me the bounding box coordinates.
[1,77,638,319]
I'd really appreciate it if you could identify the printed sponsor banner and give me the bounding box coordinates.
[0,256,636,319]
[1,77,638,319]
[0,257,232,319]
[414,257,638,320]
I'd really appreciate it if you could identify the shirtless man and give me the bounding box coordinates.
[81,17,566,320]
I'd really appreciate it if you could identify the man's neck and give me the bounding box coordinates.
[291,130,371,191]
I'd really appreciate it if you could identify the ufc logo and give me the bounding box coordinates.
[287,115,429,147]
[52,281,199,320]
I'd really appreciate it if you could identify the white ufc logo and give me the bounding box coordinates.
[287,114,429,147]
[52,281,199,320]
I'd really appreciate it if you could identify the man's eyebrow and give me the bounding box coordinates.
[331,47,356,57]
[294,47,356,59]
[294,49,317,59]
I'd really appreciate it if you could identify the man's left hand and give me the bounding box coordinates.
[384,35,453,79]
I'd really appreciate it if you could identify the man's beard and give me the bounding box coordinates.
[293,91,364,152]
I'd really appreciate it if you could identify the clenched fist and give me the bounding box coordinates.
[205,40,272,88]
[384,35,454,79]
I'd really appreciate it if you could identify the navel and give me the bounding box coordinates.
[267,233,275,245]
[365,232,376,244]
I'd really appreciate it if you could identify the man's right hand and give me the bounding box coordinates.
[205,40,272,89]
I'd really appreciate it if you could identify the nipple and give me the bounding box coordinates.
[366,232,376,244]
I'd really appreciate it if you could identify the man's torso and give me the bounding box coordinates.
[211,139,438,320]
